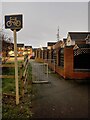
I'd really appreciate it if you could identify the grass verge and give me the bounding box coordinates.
[2,61,33,119]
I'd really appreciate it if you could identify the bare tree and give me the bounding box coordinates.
[0,30,13,63]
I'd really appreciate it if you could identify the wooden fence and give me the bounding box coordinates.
[0,54,30,98]
[20,55,29,96]
[0,64,15,79]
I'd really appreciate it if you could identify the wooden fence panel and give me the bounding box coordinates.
[0,75,15,78]
[20,55,29,96]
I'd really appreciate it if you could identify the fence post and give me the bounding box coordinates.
[19,64,23,96]
[22,78,25,96]
[21,54,29,96]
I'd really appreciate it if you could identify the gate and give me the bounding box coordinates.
[32,62,49,83]
[44,59,56,73]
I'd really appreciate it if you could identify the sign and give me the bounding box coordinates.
[4,14,23,105]
[5,14,23,31]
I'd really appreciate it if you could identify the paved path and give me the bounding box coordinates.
[30,60,90,119]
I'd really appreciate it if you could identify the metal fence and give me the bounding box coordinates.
[74,48,90,69]
[59,48,64,67]
[32,62,48,82]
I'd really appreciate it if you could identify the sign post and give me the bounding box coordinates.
[5,14,23,105]
[14,29,19,105]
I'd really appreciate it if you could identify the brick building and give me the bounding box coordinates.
[35,32,90,79]
[66,32,90,46]
[24,46,32,57]
[17,44,24,56]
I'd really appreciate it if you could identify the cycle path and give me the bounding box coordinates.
[30,60,89,119]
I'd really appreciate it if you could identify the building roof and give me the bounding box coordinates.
[42,47,47,50]
[53,40,62,49]
[25,46,32,48]
[32,48,37,51]
[17,44,24,47]
[77,44,90,48]
[47,42,56,46]
[63,38,67,43]
[68,32,90,41]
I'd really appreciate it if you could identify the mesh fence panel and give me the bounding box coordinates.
[32,62,48,81]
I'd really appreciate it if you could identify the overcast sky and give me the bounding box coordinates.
[1,1,88,48]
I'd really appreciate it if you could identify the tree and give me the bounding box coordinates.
[0,30,13,63]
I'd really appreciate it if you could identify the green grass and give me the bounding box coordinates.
[2,78,15,94]
[2,63,15,94]
[2,62,33,119]
[27,63,32,81]
[2,60,32,95]
[2,61,20,94]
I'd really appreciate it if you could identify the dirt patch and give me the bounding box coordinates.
[2,92,33,119]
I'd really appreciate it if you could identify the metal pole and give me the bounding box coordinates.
[54,59,55,73]
[14,29,19,105]
[47,63,48,78]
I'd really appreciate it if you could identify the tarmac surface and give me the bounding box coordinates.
[30,60,90,119]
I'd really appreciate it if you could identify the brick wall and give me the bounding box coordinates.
[35,46,90,79]
[64,46,74,79]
